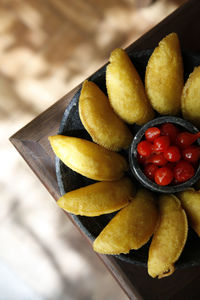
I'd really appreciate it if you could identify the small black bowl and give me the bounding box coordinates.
[129,116,200,193]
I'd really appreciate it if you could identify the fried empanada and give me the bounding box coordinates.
[145,33,184,115]
[106,48,154,125]
[177,188,200,236]
[182,66,200,128]
[93,189,158,254]
[49,135,128,181]
[148,194,188,279]
[79,80,133,151]
[57,177,135,216]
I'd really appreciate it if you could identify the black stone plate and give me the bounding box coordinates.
[56,50,200,268]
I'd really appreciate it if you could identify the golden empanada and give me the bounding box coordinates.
[106,48,154,125]
[145,33,184,115]
[79,80,133,151]
[57,177,135,216]
[93,189,158,254]
[49,135,128,181]
[148,194,188,279]
[177,188,200,236]
[182,66,200,128]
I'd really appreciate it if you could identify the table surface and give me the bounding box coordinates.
[10,0,200,299]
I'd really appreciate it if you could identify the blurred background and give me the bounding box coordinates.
[1,0,186,299]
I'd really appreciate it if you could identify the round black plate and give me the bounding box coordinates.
[56,50,200,268]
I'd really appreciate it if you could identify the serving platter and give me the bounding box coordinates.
[56,50,200,267]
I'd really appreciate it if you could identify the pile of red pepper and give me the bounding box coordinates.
[137,123,200,186]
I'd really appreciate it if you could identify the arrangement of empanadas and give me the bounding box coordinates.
[49,32,200,279]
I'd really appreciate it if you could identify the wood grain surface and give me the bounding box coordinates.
[10,0,200,299]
